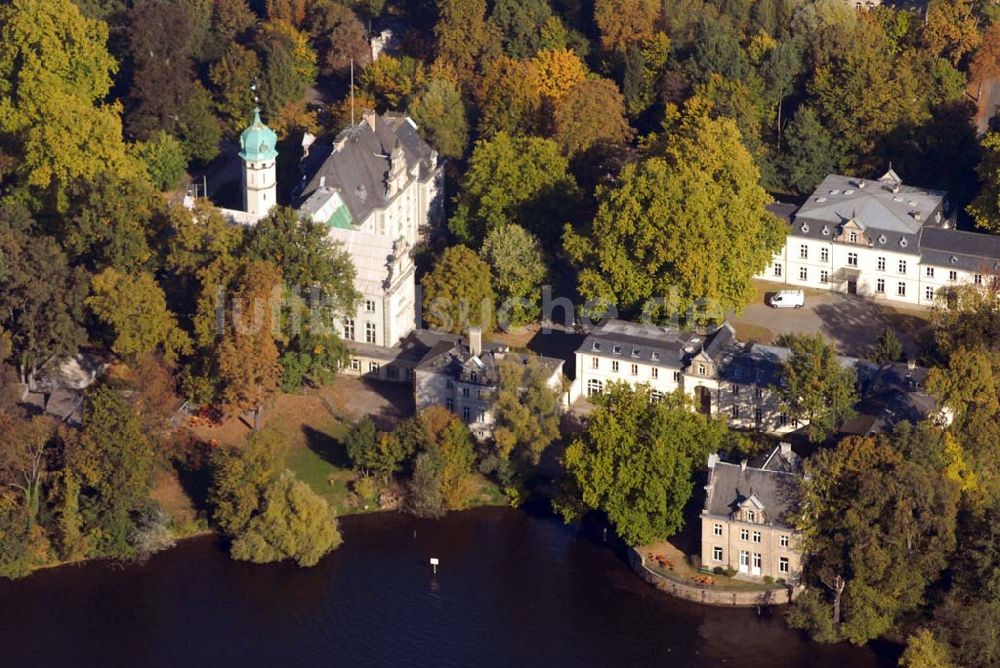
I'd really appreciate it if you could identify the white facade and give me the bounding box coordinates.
[242,156,277,221]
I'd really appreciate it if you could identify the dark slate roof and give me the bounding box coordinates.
[919,227,1000,274]
[416,338,563,386]
[789,172,947,256]
[296,112,436,224]
[576,319,725,370]
[719,343,875,387]
[767,201,798,226]
[705,448,802,526]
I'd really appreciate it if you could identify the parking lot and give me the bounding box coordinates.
[728,282,932,358]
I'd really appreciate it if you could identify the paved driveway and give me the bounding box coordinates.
[729,287,931,358]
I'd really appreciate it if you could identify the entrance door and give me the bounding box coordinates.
[847,280,858,295]
[739,550,749,574]
[695,386,712,415]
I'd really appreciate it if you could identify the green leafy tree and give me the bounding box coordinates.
[565,103,785,319]
[900,629,956,668]
[490,355,562,479]
[0,207,89,382]
[421,245,495,334]
[345,417,377,473]
[450,132,579,244]
[176,83,222,164]
[561,383,730,545]
[793,435,959,644]
[0,0,139,205]
[480,224,548,327]
[210,44,260,133]
[409,77,469,159]
[780,105,839,194]
[867,327,904,365]
[0,416,54,521]
[136,131,188,191]
[210,431,286,536]
[86,268,192,363]
[489,0,552,58]
[65,385,155,558]
[968,132,1000,234]
[408,406,477,514]
[774,333,858,443]
[255,21,317,116]
[230,470,341,567]
[434,0,501,84]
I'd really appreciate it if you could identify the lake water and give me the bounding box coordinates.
[0,507,891,667]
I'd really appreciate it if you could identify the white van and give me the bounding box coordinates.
[769,290,805,309]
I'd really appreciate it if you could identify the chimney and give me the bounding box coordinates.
[707,453,718,469]
[469,327,482,357]
[780,442,792,456]
[363,109,377,131]
[740,459,748,472]
[907,358,916,371]
[319,175,326,189]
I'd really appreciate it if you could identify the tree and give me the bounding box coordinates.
[216,261,283,421]
[480,224,548,327]
[409,78,469,159]
[930,278,1000,354]
[87,268,192,363]
[552,78,632,157]
[409,450,446,518]
[562,383,730,545]
[774,334,858,442]
[210,431,286,536]
[565,103,785,319]
[345,418,412,481]
[489,0,552,58]
[135,131,188,191]
[780,105,839,194]
[900,629,956,668]
[210,44,260,133]
[175,83,222,164]
[528,48,588,103]
[230,470,342,567]
[0,0,139,204]
[414,406,477,512]
[266,0,307,26]
[793,435,958,644]
[593,0,660,53]
[867,327,904,365]
[0,416,54,521]
[490,355,562,475]
[306,0,370,76]
[0,207,89,382]
[968,133,1000,234]
[255,21,318,116]
[65,385,155,557]
[970,23,1000,85]
[922,0,981,66]
[421,246,495,334]
[476,56,541,138]
[449,132,578,245]
[345,417,377,474]
[434,0,500,84]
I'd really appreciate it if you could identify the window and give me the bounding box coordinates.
[445,398,454,412]
[612,345,622,355]
[877,256,886,271]
[343,318,355,340]
[651,367,658,379]
[925,286,934,301]
[446,379,454,389]
[462,406,471,423]
[949,270,958,281]
[778,413,788,427]
[477,411,485,423]
[848,231,857,243]
[365,299,376,313]
[755,386,763,399]
[387,365,399,379]
[780,535,789,548]
[739,551,749,570]
[798,267,808,281]
[470,372,478,383]
[799,244,808,259]
[650,390,664,403]
[673,371,681,382]
[365,322,376,344]
[732,385,739,396]
[747,510,756,522]
[773,263,782,278]
[714,523,723,537]
[586,379,603,397]
[611,360,619,373]
[740,529,749,541]
[591,357,599,369]
[349,358,360,371]
[753,553,762,569]
[779,557,790,574]
[897,282,906,297]
[697,363,706,375]
[820,270,829,283]
[631,364,638,376]
[462,387,470,397]
[477,389,483,399]
[898,260,907,274]
[847,252,858,267]
[752,531,761,543]
[368,362,379,373]
[820,247,829,262]
[975,273,983,285]
[755,408,762,424]
[876,278,885,293]
[731,405,739,419]
[713,546,723,562]
[925,267,935,278]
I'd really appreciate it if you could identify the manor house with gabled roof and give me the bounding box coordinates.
[761,170,1000,306]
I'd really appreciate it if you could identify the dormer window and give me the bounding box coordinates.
[746,510,755,522]
[631,347,640,358]
[651,352,659,362]
[470,372,478,383]
[592,341,601,352]
[697,363,706,375]
[612,345,622,355]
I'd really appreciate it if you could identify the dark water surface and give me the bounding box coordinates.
[0,507,889,667]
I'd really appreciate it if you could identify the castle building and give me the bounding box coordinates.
[760,171,1000,307]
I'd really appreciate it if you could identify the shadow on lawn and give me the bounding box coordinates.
[171,438,214,514]
[302,424,351,469]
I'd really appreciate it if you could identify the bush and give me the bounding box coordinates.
[763,575,774,584]
[353,476,379,506]
[136,131,188,191]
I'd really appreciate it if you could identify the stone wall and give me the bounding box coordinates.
[628,548,803,608]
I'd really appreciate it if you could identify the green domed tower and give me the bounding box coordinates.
[239,108,278,222]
